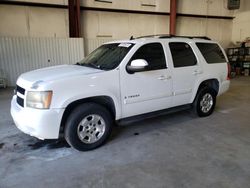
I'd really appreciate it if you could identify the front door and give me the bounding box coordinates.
[120,42,173,118]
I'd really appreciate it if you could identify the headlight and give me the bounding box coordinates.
[26,91,53,109]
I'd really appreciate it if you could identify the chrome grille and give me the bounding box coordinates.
[16,85,25,95]
[16,85,25,107]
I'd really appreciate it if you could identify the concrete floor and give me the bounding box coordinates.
[0,77,250,188]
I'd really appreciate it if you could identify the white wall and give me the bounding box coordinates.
[176,17,232,47]
[82,11,169,39]
[81,0,233,48]
[11,0,67,5]
[82,0,170,12]
[0,5,69,38]
[0,0,243,49]
[177,0,234,16]
[176,0,234,48]
[0,37,84,86]
[231,0,250,44]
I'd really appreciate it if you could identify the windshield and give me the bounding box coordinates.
[78,43,134,70]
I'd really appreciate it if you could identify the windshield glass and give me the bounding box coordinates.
[78,43,134,70]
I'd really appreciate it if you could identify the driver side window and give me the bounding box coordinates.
[130,43,167,71]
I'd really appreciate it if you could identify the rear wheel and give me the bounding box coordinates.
[64,103,113,151]
[193,87,216,117]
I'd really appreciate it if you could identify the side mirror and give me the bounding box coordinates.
[127,59,148,73]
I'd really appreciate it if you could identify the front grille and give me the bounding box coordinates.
[16,85,25,95]
[17,96,24,107]
[16,85,25,107]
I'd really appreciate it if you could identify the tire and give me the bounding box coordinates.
[64,103,113,151]
[193,87,216,117]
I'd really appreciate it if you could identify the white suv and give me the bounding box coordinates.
[11,35,230,151]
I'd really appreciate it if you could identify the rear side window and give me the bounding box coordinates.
[169,42,197,68]
[196,43,226,64]
[130,43,166,71]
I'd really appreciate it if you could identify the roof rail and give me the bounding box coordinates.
[159,35,211,40]
[135,34,173,39]
[134,34,211,40]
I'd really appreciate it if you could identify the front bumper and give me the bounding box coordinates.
[10,95,64,139]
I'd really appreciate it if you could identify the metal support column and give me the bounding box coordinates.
[169,0,177,35]
[68,0,81,37]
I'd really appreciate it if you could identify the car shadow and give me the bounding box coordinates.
[109,109,196,142]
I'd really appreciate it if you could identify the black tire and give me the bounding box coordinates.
[193,87,216,117]
[64,103,113,151]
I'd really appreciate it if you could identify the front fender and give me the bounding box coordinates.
[60,92,121,120]
[46,69,121,119]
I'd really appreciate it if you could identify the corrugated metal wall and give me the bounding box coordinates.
[84,38,114,55]
[0,37,84,86]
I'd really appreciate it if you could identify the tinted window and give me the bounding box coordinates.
[196,43,226,64]
[169,42,197,68]
[79,43,134,70]
[130,43,166,71]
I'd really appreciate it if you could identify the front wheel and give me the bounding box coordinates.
[64,103,113,151]
[193,87,216,117]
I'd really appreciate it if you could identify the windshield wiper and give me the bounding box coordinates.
[79,62,103,70]
[89,62,102,69]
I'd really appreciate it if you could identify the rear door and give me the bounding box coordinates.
[167,42,202,106]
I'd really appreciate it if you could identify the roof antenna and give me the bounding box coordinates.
[130,36,134,40]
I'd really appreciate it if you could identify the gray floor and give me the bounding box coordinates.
[0,77,250,188]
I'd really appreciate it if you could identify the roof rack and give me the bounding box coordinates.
[133,34,211,40]
[159,35,211,40]
[135,34,173,39]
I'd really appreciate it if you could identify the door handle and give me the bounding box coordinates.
[166,75,172,80]
[157,75,166,80]
[158,75,172,80]
[193,70,203,75]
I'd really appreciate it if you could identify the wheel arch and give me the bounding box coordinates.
[192,78,219,103]
[59,96,116,137]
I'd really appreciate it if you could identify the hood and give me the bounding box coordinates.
[17,65,103,88]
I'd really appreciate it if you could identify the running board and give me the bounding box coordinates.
[117,104,192,126]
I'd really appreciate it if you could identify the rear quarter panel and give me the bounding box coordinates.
[190,42,229,102]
